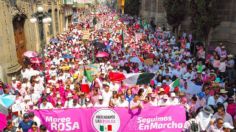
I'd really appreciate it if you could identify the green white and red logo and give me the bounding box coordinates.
[92,108,120,132]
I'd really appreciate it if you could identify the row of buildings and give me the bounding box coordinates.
[0,0,95,82]
[139,0,236,53]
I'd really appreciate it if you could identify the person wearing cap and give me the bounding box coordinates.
[218,89,228,105]
[18,113,33,132]
[223,122,234,132]
[94,95,106,107]
[33,78,44,95]
[39,98,53,109]
[150,93,157,106]
[207,118,224,132]
[64,93,73,108]
[55,101,63,108]
[117,94,129,107]
[157,94,170,107]
[85,98,93,108]
[197,92,206,108]
[211,104,233,126]
[195,105,214,131]
[168,92,179,105]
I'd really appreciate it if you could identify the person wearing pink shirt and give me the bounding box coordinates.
[143,96,152,107]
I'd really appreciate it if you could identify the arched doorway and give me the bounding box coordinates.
[13,14,27,65]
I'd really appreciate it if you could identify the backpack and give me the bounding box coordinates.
[190,120,200,132]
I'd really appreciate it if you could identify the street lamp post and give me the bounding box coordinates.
[30,6,52,86]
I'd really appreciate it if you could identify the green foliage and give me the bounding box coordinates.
[124,0,141,16]
[190,0,220,41]
[163,0,188,31]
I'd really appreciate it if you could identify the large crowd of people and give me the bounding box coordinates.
[1,6,236,132]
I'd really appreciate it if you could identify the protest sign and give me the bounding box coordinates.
[33,106,186,132]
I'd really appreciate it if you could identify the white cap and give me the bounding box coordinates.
[28,101,33,106]
[67,93,72,98]
[157,83,162,87]
[56,94,60,98]
[46,88,50,94]
[12,77,16,80]
[223,122,234,129]
[86,98,90,102]
[170,92,176,97]
[163,95,169,100]
[24,95,31,101]
[98,95,103,100]
[162,80,167,83]
[35,78,40,82]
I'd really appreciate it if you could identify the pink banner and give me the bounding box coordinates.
[33,106,186,132]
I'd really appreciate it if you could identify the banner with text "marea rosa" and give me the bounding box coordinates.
[33,106,186,132]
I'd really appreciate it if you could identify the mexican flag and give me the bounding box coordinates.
[100,124,112,131]
[84,69,93,82]
[81,68,93,93]
[169,78,180,91]
[123,73,155,86]
[80,77,90,94]
[108,71,126,82]
[108,72,155,86]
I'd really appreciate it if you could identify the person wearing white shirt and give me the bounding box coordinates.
[157,95,169,106]
[64,93,74,108]
[117,94,129,107]
[195,106,214,131]
[167,93,179,105]
[85,98,93,108]
[150,94,157,106]
[33,79,44,95]
[94,95,107,107]
[211,105,233,126]
[207,93,221,108]
[129,95,143,110]
[39,98,53,109]
[101,84,113,106]
[69,99,81,108]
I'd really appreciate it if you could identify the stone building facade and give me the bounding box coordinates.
[0,0,74,82]
[139,0,236,53]
[139,0,166,25]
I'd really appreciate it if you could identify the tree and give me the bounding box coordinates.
[124,0,140,16]
[163,0,188,36]
[190,0,220,47]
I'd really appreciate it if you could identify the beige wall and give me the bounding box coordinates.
[0,0,66,82]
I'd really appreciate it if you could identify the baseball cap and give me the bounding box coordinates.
[223,122,234,129]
